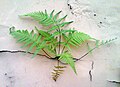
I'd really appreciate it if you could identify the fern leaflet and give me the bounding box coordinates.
[23,10,73,31]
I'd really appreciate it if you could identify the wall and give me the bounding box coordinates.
[0,0,120,87]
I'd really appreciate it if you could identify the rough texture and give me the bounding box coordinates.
[0,0,120,87]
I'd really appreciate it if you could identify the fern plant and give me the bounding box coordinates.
[10,10,107,81]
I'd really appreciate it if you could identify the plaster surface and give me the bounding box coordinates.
[0,0,120,87]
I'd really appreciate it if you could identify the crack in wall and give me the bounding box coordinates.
[91,61,94,70]
[108,80,120,84]
[89,70,92,81]
[89,61,94,87]
[89,61,94,82]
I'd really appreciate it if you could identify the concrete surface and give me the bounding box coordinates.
[0,0,120,87]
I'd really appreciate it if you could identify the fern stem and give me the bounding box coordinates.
[57,60,60,68]
[54,23,62,55]
[42,49,52,58]
[74,41,112,62]
[61,45,65,53]
[58,32,61,54]
[61,34,72,53]
[61,39,69,53]
[74,46,97,62]
[52,15,63,55]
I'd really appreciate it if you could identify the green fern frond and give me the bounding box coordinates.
[10,29,44,54]
[10,28,58,58]
[22,10,73,31]
[63,31,95,47]
[32,41,46,58]
[58,52,77,74]
[57,15,67,22]
[48,21,73,32]
[49,29,76,39]
[53,10,62,20]
[59,42,71,51]
[35,27,50,37]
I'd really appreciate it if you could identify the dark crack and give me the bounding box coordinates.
[0,50,67,64]
[0,49,93,63]
[108,80,120,84]
[89,70,92,81]
[91,61,94,70]
[0,50,50,58]
[89,61,94,82]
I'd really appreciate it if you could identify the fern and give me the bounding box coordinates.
[10,27,57,58]
[58,51,77,74]
[10,10,111,81]
[62,31,96,47]
[23,10,73,32]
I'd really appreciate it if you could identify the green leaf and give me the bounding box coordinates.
[58,52,77,74]
[57,15,67,22]
[32,41,46,58]
[53,11,62,20]
[50,10,55,18]
[59,42,71,51]
[63,31,94,47]
[10,28,48,58]
[23,11,54,26]
[35,27,51,37]
[48,21,73,32]
[22,10,73,31]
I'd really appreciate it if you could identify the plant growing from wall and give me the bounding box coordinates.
[9,10,116,81]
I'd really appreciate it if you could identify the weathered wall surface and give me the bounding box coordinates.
[0,0,120,87]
